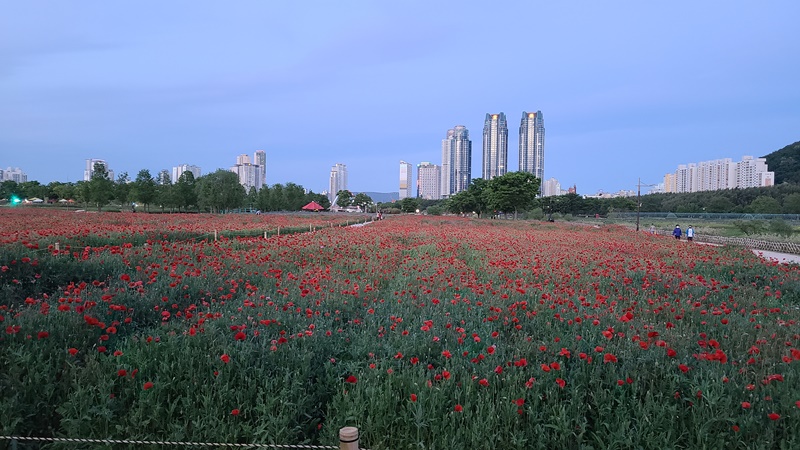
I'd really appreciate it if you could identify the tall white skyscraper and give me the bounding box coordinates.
[172,164,201,183]
[519,111,545,181]
[329,163,348,204]
[254,150,267,186]
[230,152,264,192]
[441,125,472,197]
[399,161,413,199]
[84,159,114,181]
[417,162,441,200]
[482,113,508,180]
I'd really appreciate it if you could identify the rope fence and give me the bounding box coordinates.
[0,427,367,450]
[651,229,800,255]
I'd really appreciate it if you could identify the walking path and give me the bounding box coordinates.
[751,249,800,264]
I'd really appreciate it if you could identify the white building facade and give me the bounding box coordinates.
[230,153,265,192]
[665,156,774,193]
[84,159,114,181]
[1,167,27,183]
[172,164,202,183]
[399,160,412,200]
[329,163,348,204]
[416,162,441,200]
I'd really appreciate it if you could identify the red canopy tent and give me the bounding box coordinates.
[302,201,325,212]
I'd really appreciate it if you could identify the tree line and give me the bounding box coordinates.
[1,164,330,213]
[6,163,800,216]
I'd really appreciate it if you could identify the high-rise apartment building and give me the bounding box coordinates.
[482,113,508,180]
[441,125,472,197]
[1,167,27,183]
[519,111,545,181]
[399,161,413,200]
[230,153,264,192]
[416,162,441,200]
[541,178,563,197]
[254,150,267,186]
[329,163,348,204]
[84,159,114,181]
[665,156,774,193]
[172,164,202,183]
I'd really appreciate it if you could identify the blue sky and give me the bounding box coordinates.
[1,1,799,195]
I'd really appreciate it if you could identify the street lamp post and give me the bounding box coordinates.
[636,178,656,232]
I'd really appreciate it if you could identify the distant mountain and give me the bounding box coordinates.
[763,140,800,184]
[360,192,399,203]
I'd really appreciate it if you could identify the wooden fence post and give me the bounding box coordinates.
[339,427,359,450]
[214,230,217,241]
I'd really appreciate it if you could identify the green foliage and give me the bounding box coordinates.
[399,197,419,213]
[732,220,765,235]
[336,190,353,208]
[748,196,782,214]
[447,178,489,217]
[768,219,794,237]
[764,140,800,184]
[353,193,374,210]
[484,171,540,218]
[88,163,114,211]
[132,169,157,212]
[195,170,246,213]
[425,205,444,216]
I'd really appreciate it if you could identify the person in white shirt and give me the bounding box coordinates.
[686,225,694,242]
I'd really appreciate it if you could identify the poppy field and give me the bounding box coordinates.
[2,209,800,449]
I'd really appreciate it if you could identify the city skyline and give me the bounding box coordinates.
[2,2,798,194]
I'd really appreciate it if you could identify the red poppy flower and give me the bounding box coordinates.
[143,381,154,390]
[603,353,618,363]
[555,378,566,388]
[478,378,489,387]
[678,364,689,373]
[220,354,230,364]
[37,331,49,339]
[454,404,463,412]
[345,375,357,384]
[234,331,246,341]
[513,398,524,407]
[741,402,751,409]
[768,412,780,421]
[231,409,240,416]
[118,369,127,377]
[410,394,417,402]
[68,348,78,356]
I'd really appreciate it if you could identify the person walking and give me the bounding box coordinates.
[686,225,694,242]
[673,225,682,240]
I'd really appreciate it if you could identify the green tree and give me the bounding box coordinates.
[336,190,353,208]
[748,195,781,214]
[87,162,114,211]
[284,183,306,210]
[399,197,419,213]
[706,195,736,213]
[353,193,374,211]
[195,170,245,213]
[156,170,176,212]
[114,172,131,207]
[783,193,800,214]
[447,178,490,217]
[49,181,76,203]
[304,191,330,210]
[485,172,541,219]
[132,169,157,212]
[175,171,197,211]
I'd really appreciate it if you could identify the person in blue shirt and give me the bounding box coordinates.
[673,225,682,240]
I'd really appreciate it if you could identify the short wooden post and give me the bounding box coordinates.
[339,427,359,450]
[310,224,312,232]
[55,242,60,252]
[214,230,217,241]
[277,226,280,236]
[264,231,267,239]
